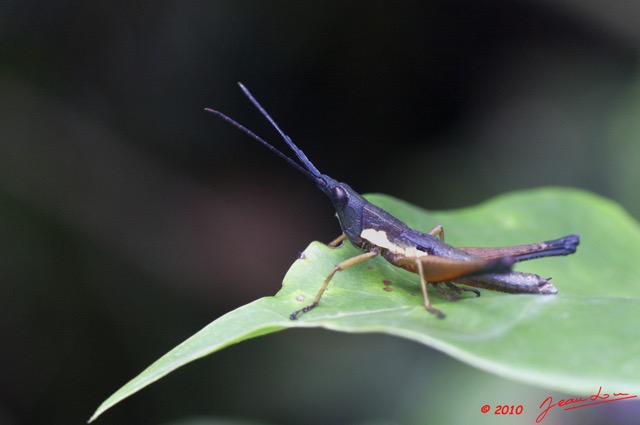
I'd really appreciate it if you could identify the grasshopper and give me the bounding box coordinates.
[206,83,580,319]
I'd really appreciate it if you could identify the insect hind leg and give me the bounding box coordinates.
[432,281,481,302]
[444,282,481,298]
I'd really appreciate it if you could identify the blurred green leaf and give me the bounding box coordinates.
[90,187,640,422]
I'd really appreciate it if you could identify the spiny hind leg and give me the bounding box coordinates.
[445,281,481,297]
[433,282,481,301]
[433,282,460,301]
[290,250,378,320]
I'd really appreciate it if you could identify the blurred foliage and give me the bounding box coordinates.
[2,1,640,425]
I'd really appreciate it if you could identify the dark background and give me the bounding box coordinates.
[2,1,640,424]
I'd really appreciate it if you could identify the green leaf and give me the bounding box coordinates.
[89,187,640,422]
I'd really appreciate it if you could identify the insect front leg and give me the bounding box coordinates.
[290,250,379,320]
[328,234,346,247]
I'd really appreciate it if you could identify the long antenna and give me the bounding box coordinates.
[236,82,322,177]
[204,83,321,181]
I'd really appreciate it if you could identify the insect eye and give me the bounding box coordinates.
[334,186,347,200]
[332,186,349,207]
